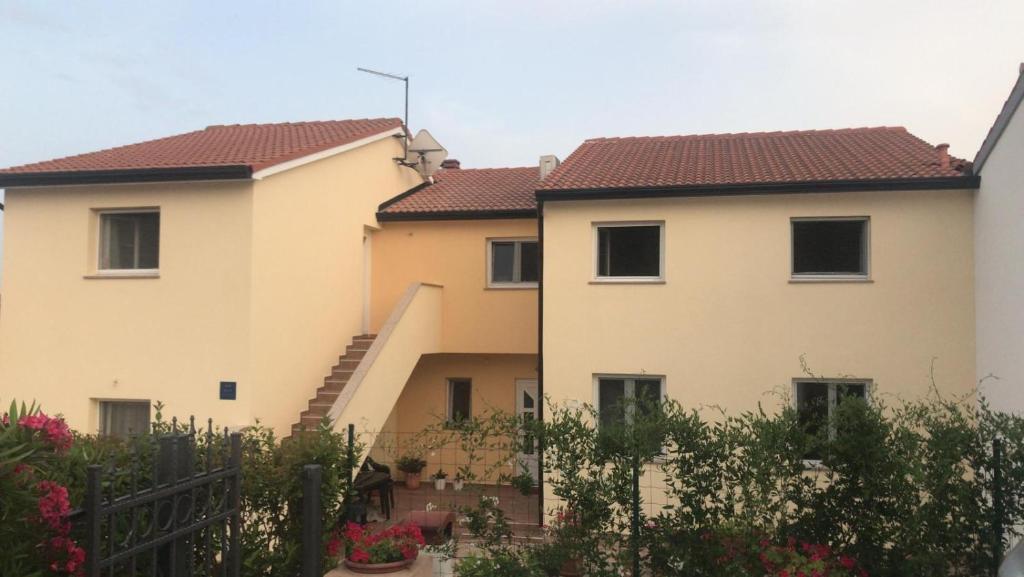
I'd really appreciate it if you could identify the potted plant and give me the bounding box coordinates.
[433,469,448,490]
[397,455,427,489]
[452,472,465,491]
[338,521,426,574]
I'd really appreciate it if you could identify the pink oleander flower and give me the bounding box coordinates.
[46,535,86,577]
[18,412,73,452]
[36,480,72,534]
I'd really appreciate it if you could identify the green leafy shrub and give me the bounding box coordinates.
[447,390,1024,577]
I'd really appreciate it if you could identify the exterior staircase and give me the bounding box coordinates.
[291,334,376,435]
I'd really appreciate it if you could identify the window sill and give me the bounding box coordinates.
[589,278,665,285]
[789,276,871,284]
[84,271,160,280]
[485,283,539,290]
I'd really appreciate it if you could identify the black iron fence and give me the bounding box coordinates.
[71,422,242,577]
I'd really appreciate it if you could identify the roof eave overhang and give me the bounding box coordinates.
[376,209,537,222]
[535,175,980,202]
[0,165,253,188]
[973,68,1024,173]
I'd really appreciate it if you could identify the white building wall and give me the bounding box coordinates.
[976,94,1024,414]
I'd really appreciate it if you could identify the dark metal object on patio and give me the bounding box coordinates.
[353,457,395,521]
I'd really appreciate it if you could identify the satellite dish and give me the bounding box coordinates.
[404,129,447,178]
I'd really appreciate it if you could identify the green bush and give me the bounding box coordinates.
[449,391,1024,577]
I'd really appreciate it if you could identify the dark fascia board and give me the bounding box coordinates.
[376,208,537,222]
[973,66,1024,174]
[535,175,980,202]
[0,165,253,188]
[376,181,431,212]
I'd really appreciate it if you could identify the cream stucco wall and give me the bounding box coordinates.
[371,219,538,354]
[976,100,1024,414]
[0,134,424,435]
[249,136,422,433]
[0,181,255,431]
[369,352,537,482]
[542,190,976,415]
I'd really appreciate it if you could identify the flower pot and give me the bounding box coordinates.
[344,556,416,574]
[434,478,447,490]
[452,479,464,491]
[405,472,422,489]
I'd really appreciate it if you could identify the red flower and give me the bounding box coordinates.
[36,480,72,534]
[18,412,73,452]
[839,556,856,569]
[349,548,371,563]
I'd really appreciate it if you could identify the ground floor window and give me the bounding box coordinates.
[595,375,664,430]
[794,379,869,459]
[447,378,472,425]
[98,400,151,437]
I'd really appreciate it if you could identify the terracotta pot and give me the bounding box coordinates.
[404,472,421,489]
[344,556,416,574]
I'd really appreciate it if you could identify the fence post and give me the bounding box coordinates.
[157,434,194,577]
[227,432,242,577]
[342,423,366,523]
[631,454,641,577]
[302,464,324,577]
[84,465,102,577]
[993,437,1005,577]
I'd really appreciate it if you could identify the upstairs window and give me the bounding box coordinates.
[488,239,539,287]
[99,210,160,271]
[595,223,663,280]
[447,378,472,425]
[791,218,868,278]
[98,400,150,437]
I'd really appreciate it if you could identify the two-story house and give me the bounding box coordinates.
[0,93,1015,498]
[535,128,978,429]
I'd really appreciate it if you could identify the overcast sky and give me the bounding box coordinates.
[1,0,1023,275]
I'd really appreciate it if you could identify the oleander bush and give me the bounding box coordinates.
[0,401,84,577]
[1,400,356,577]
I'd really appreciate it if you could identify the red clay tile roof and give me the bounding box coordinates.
[379,166,539,217]
[538,127,971,192]
[0,118,403,176]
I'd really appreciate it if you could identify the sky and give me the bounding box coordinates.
[1,0,1023,275]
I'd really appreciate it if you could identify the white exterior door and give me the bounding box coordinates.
[515,379,540,482]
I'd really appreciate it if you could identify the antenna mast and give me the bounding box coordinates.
[357,67,409,158]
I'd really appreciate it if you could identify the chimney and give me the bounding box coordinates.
[936,143,950,170]
[539,155,560,179]
[440,159,460,169]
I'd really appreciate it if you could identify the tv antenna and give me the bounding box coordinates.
[357,67,409,158]
[357,66,447,177]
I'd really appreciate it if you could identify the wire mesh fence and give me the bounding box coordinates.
[356,429,541,534]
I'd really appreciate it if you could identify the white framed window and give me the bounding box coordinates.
[793,379,871,461]
[791,217,869,280]
[446,378,472,425]
[594,374,665,430]
[98,209,160,273]
[487,238,538,288]
[98,400,151,437]
[593,222,664,282]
